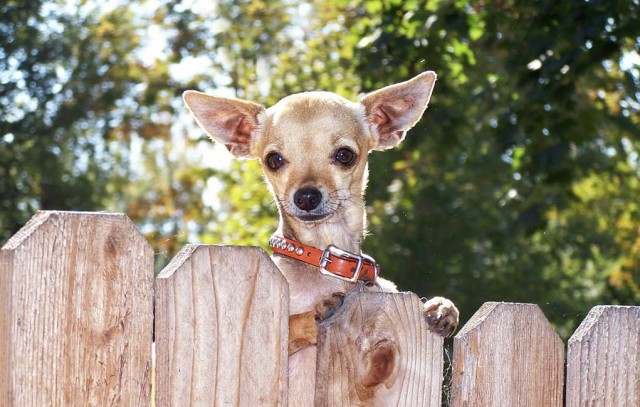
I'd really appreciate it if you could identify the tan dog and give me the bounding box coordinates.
[184,71,459,406]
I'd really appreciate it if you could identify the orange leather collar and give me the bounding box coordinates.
[269,236,380,284]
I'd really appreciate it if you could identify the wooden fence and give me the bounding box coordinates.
[0,211,638,406]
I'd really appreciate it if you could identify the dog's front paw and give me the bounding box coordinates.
[315,292,346,322]
[423,296,459,337]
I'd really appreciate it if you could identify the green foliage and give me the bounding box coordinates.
[0,0,176,243]
[202,161,277,247]
[2,0,638,335]
[347,0,640,333]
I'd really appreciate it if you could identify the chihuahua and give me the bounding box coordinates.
[184,71,459,406]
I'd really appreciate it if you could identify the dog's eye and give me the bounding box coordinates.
[265,152,285,171]
[334,147,357,167]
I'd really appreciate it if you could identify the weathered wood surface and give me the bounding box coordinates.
[566,305,640,407]
[315,291,444,406]
[155,244,289,407]
[450,302,564,407]
[0,211,154,406]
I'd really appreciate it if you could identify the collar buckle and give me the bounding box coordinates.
[319,244,379,283]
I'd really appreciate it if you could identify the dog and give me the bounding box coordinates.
[184,71,459,406]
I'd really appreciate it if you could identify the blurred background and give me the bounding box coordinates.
[1,0,638,338]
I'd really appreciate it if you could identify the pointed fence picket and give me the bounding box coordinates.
[315,291,444,406]
[566,305,640,407]
[450,302,565,407]
[0,211,153,406]
[0,211,638,406]
[154,244,289,406]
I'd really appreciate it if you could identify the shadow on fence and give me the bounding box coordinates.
[1,211,638,406]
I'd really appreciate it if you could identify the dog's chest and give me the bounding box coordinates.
[273,256,351,315]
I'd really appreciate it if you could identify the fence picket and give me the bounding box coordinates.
[314,291,444,406]
[0,211,153,406]
[566,305,640,407]
[154,244,289,407]
[450,302,564,407]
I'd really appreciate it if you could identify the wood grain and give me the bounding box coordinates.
[155,244,289,407]
[314,291,444,406]
[0,211,154,406]
[566,305,640,407]
[450,302,564,407]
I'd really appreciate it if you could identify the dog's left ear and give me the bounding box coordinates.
[360,71,436,151]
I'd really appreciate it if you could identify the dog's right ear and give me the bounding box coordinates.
[183,91,266,158]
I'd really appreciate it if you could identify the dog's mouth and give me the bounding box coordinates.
[295,213,331,222]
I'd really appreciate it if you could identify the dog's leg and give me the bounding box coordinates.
[288,292,345,355]
[288,311,317,355]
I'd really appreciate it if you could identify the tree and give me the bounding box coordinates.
[0,0,175,244]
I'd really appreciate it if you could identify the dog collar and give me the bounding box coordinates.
[269,235,380,284]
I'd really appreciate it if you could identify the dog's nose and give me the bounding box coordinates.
[294,188,322,211]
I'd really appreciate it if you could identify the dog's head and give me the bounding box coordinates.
[184,72,436,225]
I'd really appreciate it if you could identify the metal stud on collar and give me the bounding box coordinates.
[270,236,303,256]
